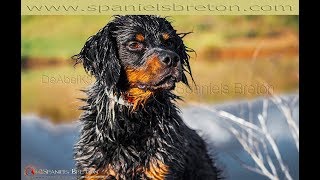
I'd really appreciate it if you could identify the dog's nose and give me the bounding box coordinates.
[159,51,180,67]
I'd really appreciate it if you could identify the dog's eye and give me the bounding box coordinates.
[127,41,144,51]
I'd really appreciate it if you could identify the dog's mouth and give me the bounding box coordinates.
[151,75,177,90]
[133,74,179,91]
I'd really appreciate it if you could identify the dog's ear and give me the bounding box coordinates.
[73,22,121,89]
[176,33,194,87]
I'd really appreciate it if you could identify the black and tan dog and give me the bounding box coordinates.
[73,15,221,180]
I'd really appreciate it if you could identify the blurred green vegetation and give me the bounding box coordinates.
[22,15,298,58]
[21,15,299,122]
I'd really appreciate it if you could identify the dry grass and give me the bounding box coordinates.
[175,57,298,105]
[22,66,91,123]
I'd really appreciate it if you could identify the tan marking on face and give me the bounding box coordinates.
[125,54,165,109]
[162,33,170,40]
[136,33,145,42]
[126,55,163,83]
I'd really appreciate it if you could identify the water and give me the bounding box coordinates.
[21,94,299,180]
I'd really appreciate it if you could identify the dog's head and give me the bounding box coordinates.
[74,15,193,108]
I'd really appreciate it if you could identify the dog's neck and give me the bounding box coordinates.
[81,83,183,141]
[105,87,155,110]
[76,83,186,172]
[123,87,154,110]
[103,89,132,107]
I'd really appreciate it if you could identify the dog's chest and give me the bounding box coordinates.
[85,156,171,180]
[95,129,186,179]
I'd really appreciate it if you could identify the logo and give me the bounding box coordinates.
[24,165,36,176]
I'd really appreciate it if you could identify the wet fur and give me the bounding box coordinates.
[73,15,221,179]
